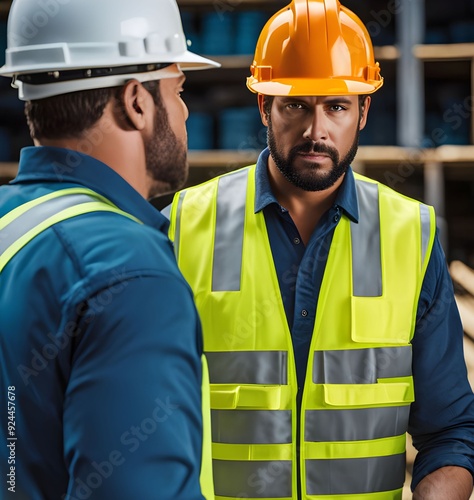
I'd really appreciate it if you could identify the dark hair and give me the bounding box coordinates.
[262,95,274,119]
[262,93,369,119]
[24,79,163,140]
[141,79,162,107]
[25,87,117,140]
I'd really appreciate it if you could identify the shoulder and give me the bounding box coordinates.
[54,209,182,283]
[169,166,254,225]
[175,165,253,199]
[354,171,431,210]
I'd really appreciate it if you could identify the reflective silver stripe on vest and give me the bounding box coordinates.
[0,194,97,254]
[305,405,410,442]
[173,190,186,258]
[420,203,431,269]
[212,409,292,444]
[212,169,248,291]
[160,203,171,220]
[351,180,382,297]
[207,351,288,385]
[313,346,412,384]
[213,459,292,498]
[306,453,406,495]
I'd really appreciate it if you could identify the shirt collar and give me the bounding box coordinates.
[255,148,277,213]
[254,147,359,223]
[12,146,169,232]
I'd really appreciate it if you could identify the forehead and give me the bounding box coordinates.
[156,64,185,87]
[160,74,185,88]
[274,95,358,104]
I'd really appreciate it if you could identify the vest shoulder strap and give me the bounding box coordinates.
[0,187,142,273]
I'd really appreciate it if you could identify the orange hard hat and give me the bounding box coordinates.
[247,0,383,96]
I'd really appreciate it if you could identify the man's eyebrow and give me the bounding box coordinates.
[323,97,353,105]
[278,96,354,105]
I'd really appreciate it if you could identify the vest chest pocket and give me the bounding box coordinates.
[351,295,416,344]
[210,384,292,410]
[323,380,414,408]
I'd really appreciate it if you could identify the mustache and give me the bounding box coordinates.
[291,142,339,165]
[293,142,337,155]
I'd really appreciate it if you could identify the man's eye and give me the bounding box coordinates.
[287,103,305,110]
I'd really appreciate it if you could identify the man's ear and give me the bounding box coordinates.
[119,80,150,131]
[359,95,371,131]
[257,93,269,127]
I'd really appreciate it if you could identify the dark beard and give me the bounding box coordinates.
[267,117,360,192]
[145,102,188,198]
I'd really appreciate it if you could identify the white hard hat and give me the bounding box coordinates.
[0,0,220,100]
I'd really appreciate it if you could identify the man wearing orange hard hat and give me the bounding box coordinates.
[166,0,474,498]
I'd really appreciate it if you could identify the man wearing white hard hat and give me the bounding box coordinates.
[0,0,218,498]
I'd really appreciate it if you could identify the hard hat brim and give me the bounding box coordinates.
[0,50,220,77]
[247,77,383,96]
[12,62,219,101]
[173,50,220,70]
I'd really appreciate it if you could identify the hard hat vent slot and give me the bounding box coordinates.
[145,33,166,54]
[165,33,184,54]
[119,39,144,57]
[257,66,272,81]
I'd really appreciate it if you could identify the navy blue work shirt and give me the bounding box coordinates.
[255,148,474,490]
[0,147,206,499]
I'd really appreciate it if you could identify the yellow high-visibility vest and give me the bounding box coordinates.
[169,165,436,500]
[0,187,214,500]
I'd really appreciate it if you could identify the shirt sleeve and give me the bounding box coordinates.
[409,235,474,490]
[62,273,206,500]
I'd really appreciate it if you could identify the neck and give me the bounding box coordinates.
[267,156,343,244]
[36,104,151,199]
